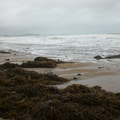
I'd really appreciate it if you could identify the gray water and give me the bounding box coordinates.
[0,34,120,62]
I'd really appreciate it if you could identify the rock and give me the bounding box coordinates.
[47,85,59,93]
[98,66,104,69]
[34,57,55,62]
[46,71,54,76]
[5,59,10,61]
[73,77,77,80]
[94,55,103,60]
[77,73,81,76]
[34,57,64,64]
[0,51,11,54]
[105,54,120,59]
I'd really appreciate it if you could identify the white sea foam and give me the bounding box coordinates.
[0,34,120,62]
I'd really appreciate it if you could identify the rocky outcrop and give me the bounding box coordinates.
[94,55,103,60]
[34,57,65,64]
[0,57,64,69]
[105,54,120,59]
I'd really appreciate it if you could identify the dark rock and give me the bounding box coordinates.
[34,57,56,62]
[0,56,65,69]
[77,73,81,76]
[73,77,77,80]
[34,57,64,64]
[46,71,54,76]
[94,55,103,60]
[47,85,59,93]
[5,59,10,61]
[105,54,120,59]
[0,51,11,54]
[98,66,104,69]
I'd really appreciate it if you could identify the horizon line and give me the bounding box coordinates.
[0,33,120,36]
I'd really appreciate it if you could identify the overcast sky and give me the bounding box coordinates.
[0,0,120,35]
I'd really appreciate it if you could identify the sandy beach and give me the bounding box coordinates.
[1,0,120,118]
[0,51,120,120]
[0,51,120,93]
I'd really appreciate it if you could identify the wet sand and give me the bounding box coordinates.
[25,62,120,93]
[56,75,120,93]
[0,51,120,120]
[0,51,120,93]
[0,51,36,64]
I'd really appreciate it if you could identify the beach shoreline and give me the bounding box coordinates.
[0,50,120,120]
[0,50,120,93]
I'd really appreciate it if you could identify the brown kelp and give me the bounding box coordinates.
[0,67,120,120]
[21,61,57,68]
[21,57,65,68]
[0,67,68,86]
[0,62,20,69]
[0,57,65,69]
[0,57,120,120]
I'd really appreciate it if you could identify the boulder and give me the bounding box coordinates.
[94,55,103,60]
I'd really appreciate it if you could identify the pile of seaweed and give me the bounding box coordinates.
[0,57,65,69]
[0,68,120,120]
[0,67,68,86]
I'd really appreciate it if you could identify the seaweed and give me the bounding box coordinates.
[21,57,65,68]
[0,67,120,120]
[21,61,57,68]
[0,57,65,69]
[0,62,20,69]
[0,67,68,87]
[0,57,120,120]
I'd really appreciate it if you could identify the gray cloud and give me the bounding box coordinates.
[0,0,120,35]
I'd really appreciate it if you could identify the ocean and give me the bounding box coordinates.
[0,34,120,62]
